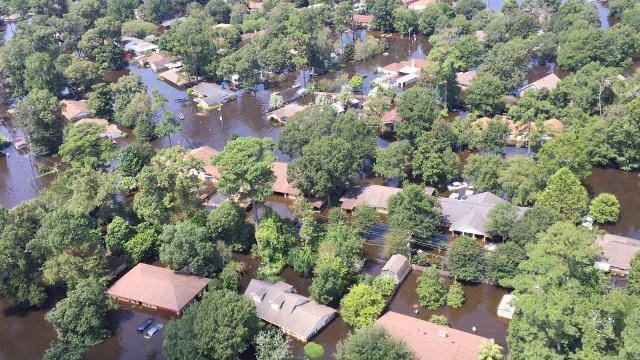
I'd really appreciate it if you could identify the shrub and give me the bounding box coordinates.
[304,342,325,359]
[429,314,449,326]
[340,283,386,328]
[446,281,465,308]
[447,236,485,282]
[372,276,396,297]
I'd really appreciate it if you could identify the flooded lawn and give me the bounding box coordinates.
[586,167,640,239]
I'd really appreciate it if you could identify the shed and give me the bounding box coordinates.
[13,138,28,150]
[271,161,299,198]
[381,254,411,285]
[352,14,373,27]
[497,294,516,319]
[145,53,169,72]
[75,118,124,140]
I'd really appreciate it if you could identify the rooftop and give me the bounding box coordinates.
[107,263,210,314]
[271,161,299,196]
[455,70,478,87]
[60,100,92,122]
[268,103,307,122]
[189,146,221,180]
[595,234,640,271]
[519,73,561,96]
[380,107,401,124]
[376,311,491,360]
[340,184,402,211]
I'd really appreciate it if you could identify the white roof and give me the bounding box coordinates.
[122,37,159,53]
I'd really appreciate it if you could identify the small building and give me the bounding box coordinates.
[107,263,210,315]
[190,82,236,109]
[352,14,373,28]
[518,73,561,98]
[408,0,437,11]
[271,161,299,198]
[144,53,169,72]
[159,67,201,87]
[380,254,411,285]
[340,184,401,213]
[248,1,263,12]
[456,70,478,89]
[376,311,493,360]
[267,103,307,123]
[439,192,526,240]
[13,138,28,150]
[244,279,337,341]
[594,234,640,275]
[75,118,124,140]
[497,294,516,319]
[161,17,185,29]
[60,100,92,122]
[122,36,159,56]
[241,29,267,42]
[380,107,401,132]
[188,146,221,183]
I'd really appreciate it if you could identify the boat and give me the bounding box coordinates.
[173,98,189,103]
[178,113,185,120]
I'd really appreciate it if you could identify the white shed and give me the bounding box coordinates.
[497,294,516,319]
[380,254,411,285]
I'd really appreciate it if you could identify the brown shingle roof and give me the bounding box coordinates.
[380,107,401,124]
[107,263,210,314]
[519,73,561,97]
[376,312,491,360]
[60,100,92,122]
[455,70,478,87]
[271,162,299,196]
[268,103,307,122]
[352,14,373,24]
[340,184,402,211]
[189,146,220,180]
[595,234,640,271]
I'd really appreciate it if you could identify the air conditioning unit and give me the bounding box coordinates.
[438,329,447,338]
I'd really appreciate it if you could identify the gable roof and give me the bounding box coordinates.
[455,70,478,87]
[352,14,374,24]
[380,107,401,124]
[519,73,561,96]
[107,263,210,314]
[244,279,336,341]
[376,312,491,360]
[595,234,640,271]
[189,146,220,179]
[341,184,402,211]
[271,162,299,196]
[267,103,307,122]
[60,100,92,122]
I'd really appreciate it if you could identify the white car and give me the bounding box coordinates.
[144,323,164,339]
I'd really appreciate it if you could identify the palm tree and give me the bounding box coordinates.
[478,339,504,360]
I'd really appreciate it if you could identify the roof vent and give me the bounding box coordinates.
[438,329,448,338]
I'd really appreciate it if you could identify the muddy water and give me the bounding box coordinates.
[586,168,640,239]
[388,270,511,346]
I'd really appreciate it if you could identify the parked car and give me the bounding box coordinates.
[137,317,155,333]
[144,323,164,339]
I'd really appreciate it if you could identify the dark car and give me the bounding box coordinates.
[137,317,155,333]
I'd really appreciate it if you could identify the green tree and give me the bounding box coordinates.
[14,89,65,156]
[255,329,293,360]
[395,86,440,139]
[309,244,350,305]
[289,136,362,201]
[212,137,276,225]
[255,212,296,265]
[117,143,155,178]
[537,168,588,223]
[59,123,116,170]
[107,0,139,22]
[455,0,486,19]
[340,283,386,328]
[629,252,640,296]
[373,140,413,181]
[382,229,411,259]
[446,280,465,308]
[498,156,540,206]
[387,183,442,241]
[416,266,447,310]
[447,236,485,281]
[428,314,449,326]
[207,201,255,251]
[508,205,560,245]
[123,223,159,264]
[474,119,510,154]
[371,0,398,32]
[156,112,182,146]
[486,203,519,240]
[43,341,87,360]
[352,206,377,236]
[478,339,504,360]
[86,83,114,120]
[537,132,591,183]
[465,73,506,115]
[336,325,416,360]
[45,278,112,346]
[393,7,418,35]
[485,241,526,286]
[412,134,459,187]
[24,52,62,94]
[159,221,230,277]
[63,57,102,95]
[462,154,504,193]
[480,38,531,91]
[163,289,258,360]
[105,216,134,254]
[589,193,620,224]
[42,253,108,290]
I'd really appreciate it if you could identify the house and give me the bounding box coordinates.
[376,59,433,90]
[340,184,402,213]
[144,53,169,72]
[267,103,307,123]
[60,100,92,122]
[75,118,124,140]
[352,14,373,28]
[518,73,561,97]
[497,294,516,319]
[122,36,159,56]
[244,279,337,341]
[159,67,201,87]
[439,192,526,240]
[107,263,210,315]
[271,161,299,198]
[456,70,478,89]
[376,312,493,360]
[188,146,221,183]
[594,234,640,274]
[160,17,185,29]
[248,1,263,12]
[190,82,236,109]
[473,116,564,146]
[380,254,411,285]
[408,0,437,11]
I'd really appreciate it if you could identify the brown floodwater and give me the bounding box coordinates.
[586,167,640,239]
